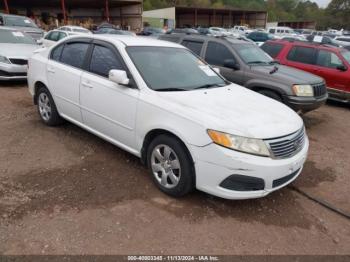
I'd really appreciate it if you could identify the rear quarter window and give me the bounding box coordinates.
[261,43,284,58]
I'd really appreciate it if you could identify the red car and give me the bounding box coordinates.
[262,40,350,103]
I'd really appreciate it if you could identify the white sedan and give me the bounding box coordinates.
[27,35,309,199]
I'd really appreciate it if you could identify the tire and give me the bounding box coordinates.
[258,89,282,103]
[36,87,64,126]
[147,134,195,197]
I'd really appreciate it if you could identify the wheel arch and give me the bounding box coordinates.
[141,129,195,171]
[33,81,48,105]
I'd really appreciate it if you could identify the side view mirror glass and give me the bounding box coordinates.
[109,69,130,85]
[224,59,240,70]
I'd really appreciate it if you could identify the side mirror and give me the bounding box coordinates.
[213,67,220,74]
[109,69,130,85]
[224,59,240,70]
[337,65,347,71]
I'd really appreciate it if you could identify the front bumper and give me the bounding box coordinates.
[0,63,27,81]
[190,136,309,200]
[284,94,328,113]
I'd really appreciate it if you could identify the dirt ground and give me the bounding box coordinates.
[0,83,349,255]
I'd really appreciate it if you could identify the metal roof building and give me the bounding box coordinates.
[1,0,143,30]
[143,6,268,29]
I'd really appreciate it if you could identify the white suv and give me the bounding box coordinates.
[27,35,309,200]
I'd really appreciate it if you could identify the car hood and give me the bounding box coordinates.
[156,84,303,139]
[0,44,40,58]
[251,64,323,84]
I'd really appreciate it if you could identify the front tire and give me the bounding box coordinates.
[36,87,64,126]
[147,135,195,197]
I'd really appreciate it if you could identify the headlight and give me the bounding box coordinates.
[207,130,270,157]
[292,84,314,97]
[0,55,10,64]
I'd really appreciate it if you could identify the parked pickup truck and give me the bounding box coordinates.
[159,34,328,113]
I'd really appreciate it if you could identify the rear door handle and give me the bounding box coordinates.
[82,82,94,89]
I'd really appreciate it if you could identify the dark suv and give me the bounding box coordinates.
[159,34,328,113]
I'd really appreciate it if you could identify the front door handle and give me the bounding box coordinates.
[47,68,55,74]
[82,82,93,89]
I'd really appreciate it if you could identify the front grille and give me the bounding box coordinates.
[9,59,28,65]
[273,169,300,188]
[313,82,327,97]
[265,128,305,159]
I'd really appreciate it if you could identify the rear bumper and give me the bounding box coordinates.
[284,94,328,113]
[0,63,27,81]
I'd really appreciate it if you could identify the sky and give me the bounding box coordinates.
[312,0,332,8]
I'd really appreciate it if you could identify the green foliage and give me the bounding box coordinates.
[143,0,349,30]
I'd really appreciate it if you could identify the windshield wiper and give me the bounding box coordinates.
[157,88,188,92]
[193,83,226,90]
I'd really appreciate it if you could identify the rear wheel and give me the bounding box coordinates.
[147,135,195,197]
[36,87,64,126]
[258,89,282,102]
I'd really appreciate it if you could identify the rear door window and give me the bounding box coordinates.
[205,41,235,67]
[182,40,203,56]
[60,42,90,69]
[261,43,284,58]
[287,46,317,64]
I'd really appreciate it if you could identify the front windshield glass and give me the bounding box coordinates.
[0,30,36,44]
[234,44,273,64]
[341,50,350,64]
[127,47,226,91]
[4,16,37,28]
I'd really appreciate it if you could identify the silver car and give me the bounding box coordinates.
[0,13,44,41]
[0,27,40,81]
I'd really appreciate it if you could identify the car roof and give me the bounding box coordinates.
[0,13,27,18]
[267,39,341,51]
[68,34,185,48]
[161,33,250,44]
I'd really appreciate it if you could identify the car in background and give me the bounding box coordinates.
[197,27,224,37]
[209,27,232,36]
[261,39,350,103]
[58,26,92,34]
[0,13,44,41]
[159,34,327,113]
[39,30,77,47]
[0,27,39,80]
[138,27,165,37]
[94,27,136,36]
[27,34,309,200]
[334,36,350,47]
[167,28,199,35]
[267,27,297,38]
[230,25,252,35]
[247,31,275,46]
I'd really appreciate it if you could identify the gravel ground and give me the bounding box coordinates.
[0,83,349,255]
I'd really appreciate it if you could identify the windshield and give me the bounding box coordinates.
[234,44,273,64]
[0,30,36,44]
[341,50,350,64]
[4,16,37,28]
[127,47,226,91]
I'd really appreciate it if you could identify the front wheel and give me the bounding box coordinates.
[147,135,195,197]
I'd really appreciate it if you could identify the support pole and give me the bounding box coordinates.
[3,0,9,14]
[105,0,110,22]
[194,8,197,27]
[61,0,67,25]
